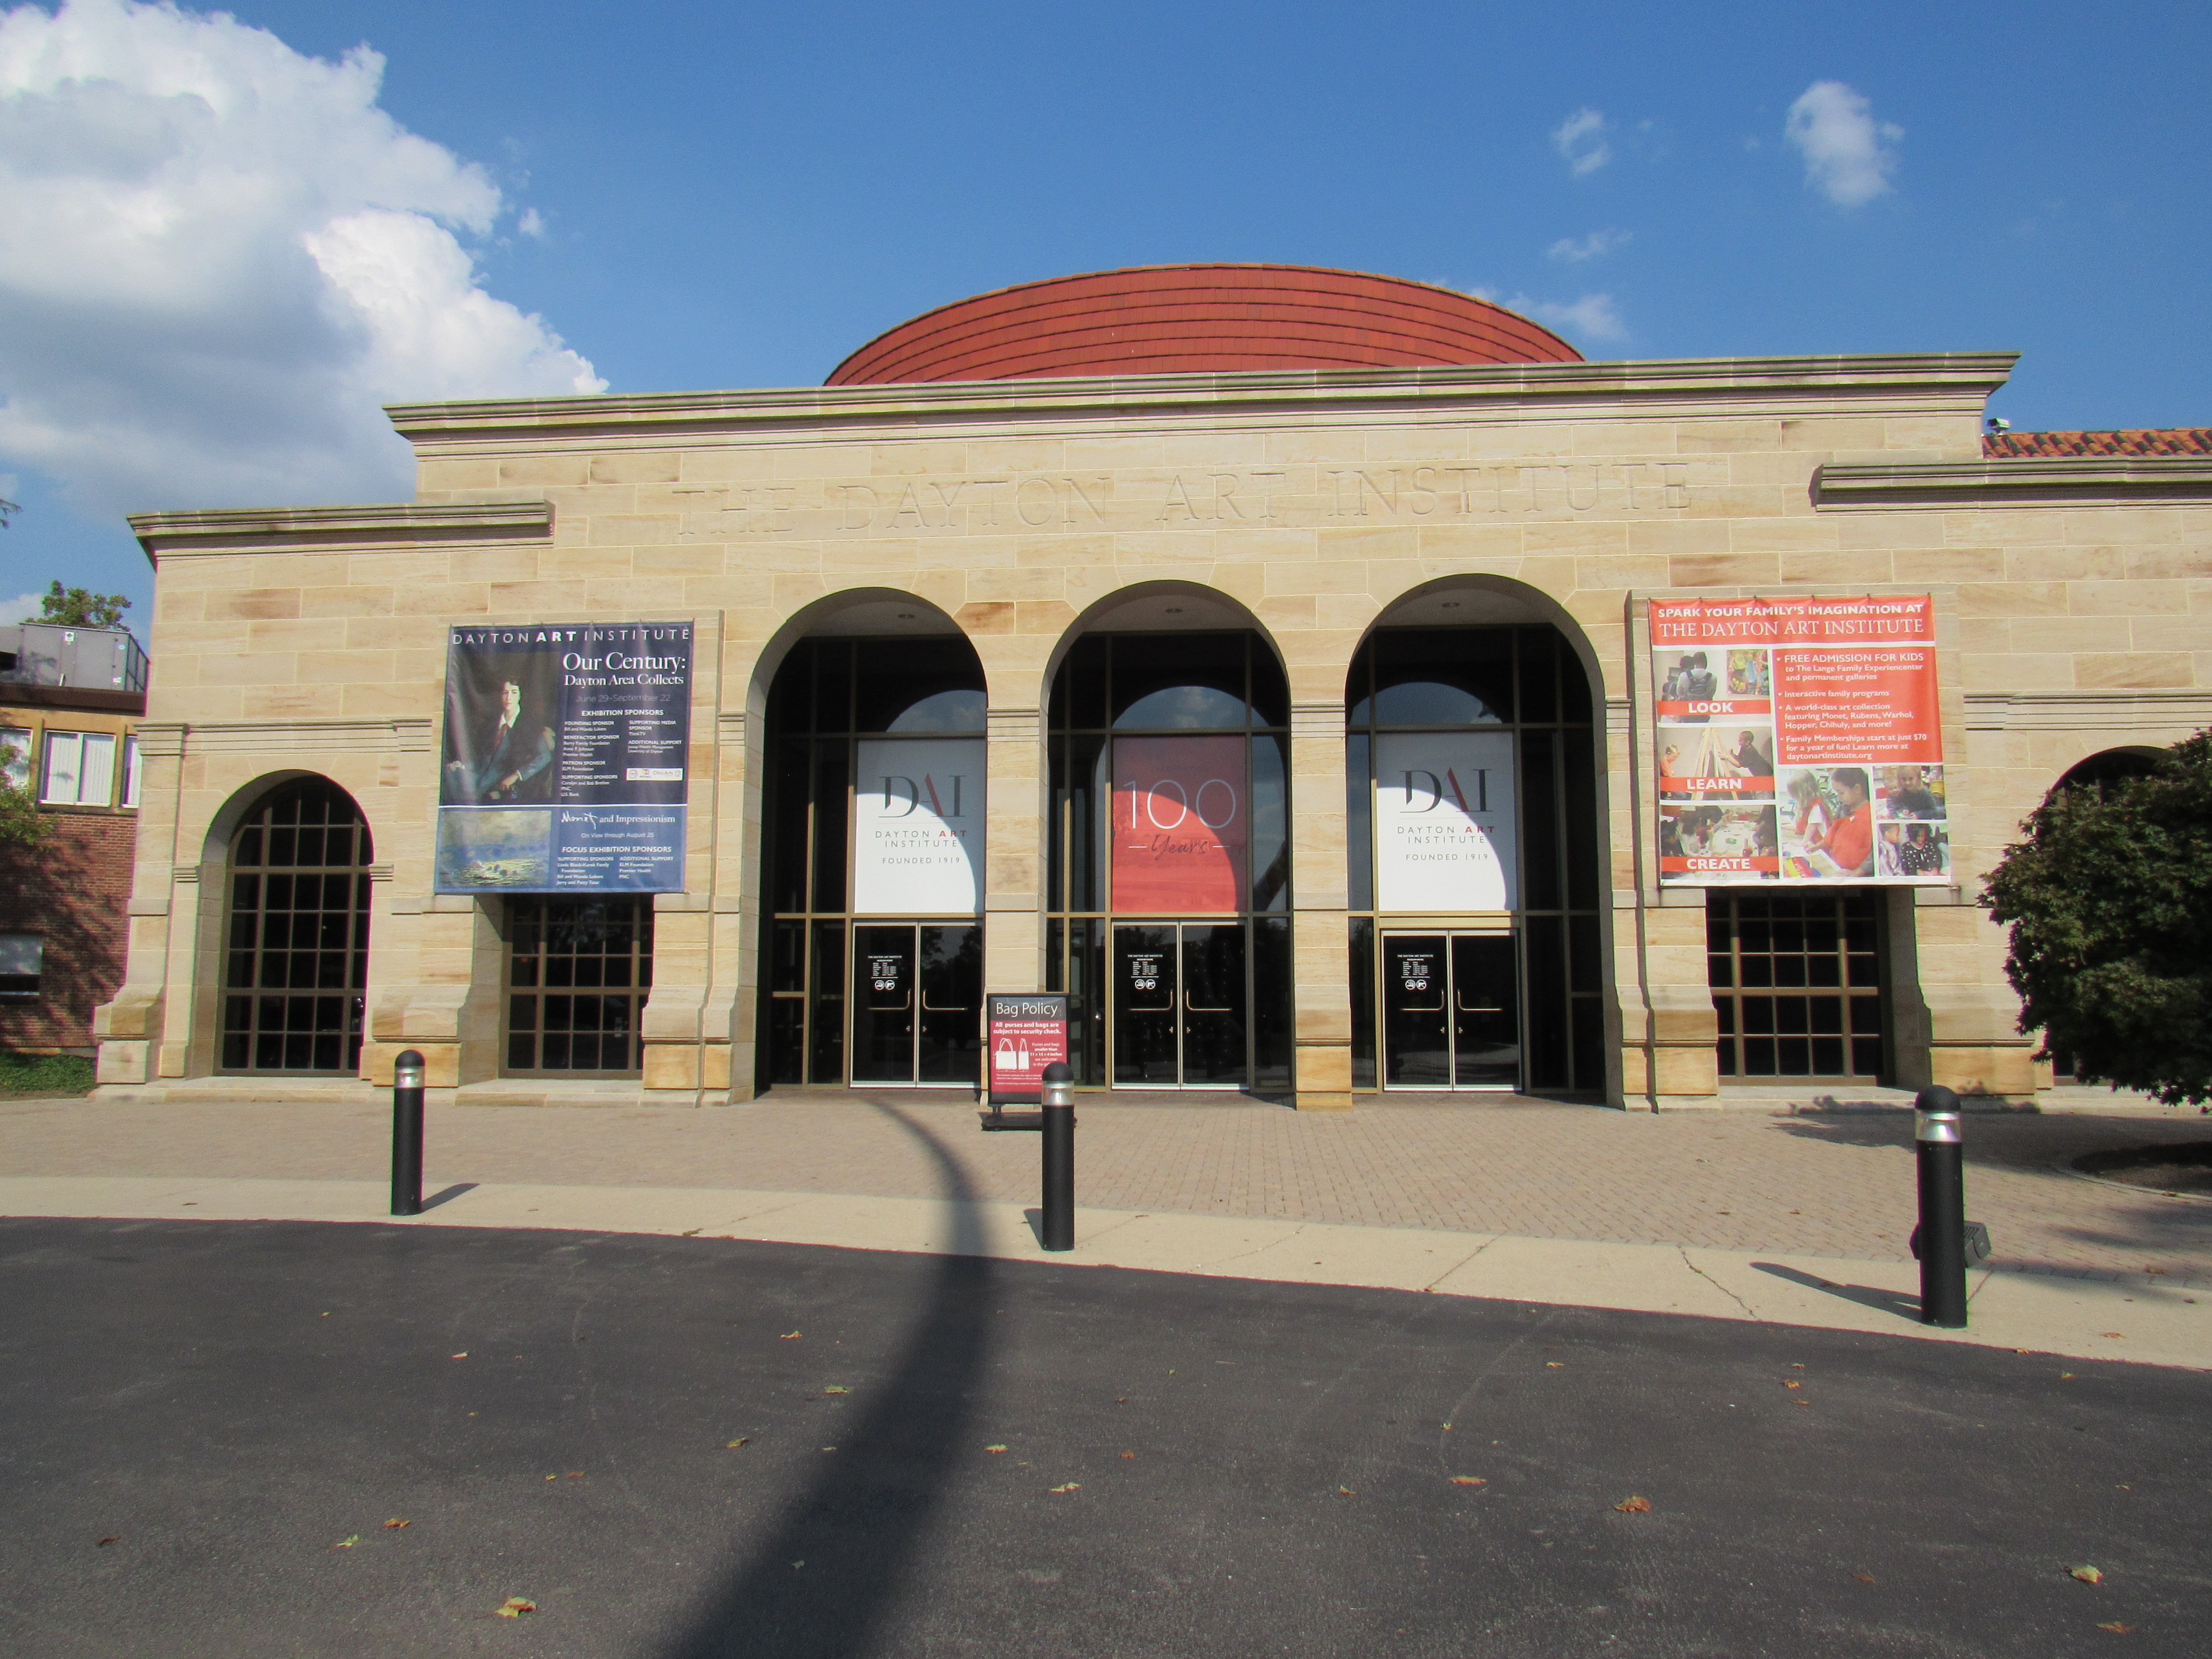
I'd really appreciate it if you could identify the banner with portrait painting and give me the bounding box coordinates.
[435,622,692,893]
[1651,596,1948,885]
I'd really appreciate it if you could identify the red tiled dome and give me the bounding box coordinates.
[826,263,1583,385]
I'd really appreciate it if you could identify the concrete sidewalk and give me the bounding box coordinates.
[4,1171,2204,1370]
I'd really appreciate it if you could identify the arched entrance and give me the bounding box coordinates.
[1044,592,1293,1092]
[1344,590,1605,1094]
[218,778,372,1075]
[757,601,988,1089]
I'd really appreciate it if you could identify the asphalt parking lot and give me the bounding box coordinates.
[1,1216,2203,1657]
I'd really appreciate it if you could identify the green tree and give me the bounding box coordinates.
[0,737,48,849]
[21,579,131,629]
[1983,730,2212,1107]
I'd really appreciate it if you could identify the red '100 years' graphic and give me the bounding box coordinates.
[1110,735,1248,914]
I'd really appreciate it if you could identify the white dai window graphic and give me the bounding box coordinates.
[853,738,986,914]
[1373,732,1518,911]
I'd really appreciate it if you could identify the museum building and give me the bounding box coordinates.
[92,264,2212,1108]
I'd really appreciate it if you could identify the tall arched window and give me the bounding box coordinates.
[221,779,373,1074]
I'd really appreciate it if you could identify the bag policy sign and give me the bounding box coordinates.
[986,991,1070,1106]
[1652,596,1948,885]
[435,623,691,893]
[853,738,984,914]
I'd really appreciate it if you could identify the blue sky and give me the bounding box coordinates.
[2,0,2208,629]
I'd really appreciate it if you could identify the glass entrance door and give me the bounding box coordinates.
[1111,922,1249,1088]
[1381,930,1521,1090]
[852,922,981,1087]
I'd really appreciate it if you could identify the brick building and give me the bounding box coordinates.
[88,264,2212,1107]
[2,623,148,1055]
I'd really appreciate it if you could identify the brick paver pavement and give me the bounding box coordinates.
[3,1093,2207,1284]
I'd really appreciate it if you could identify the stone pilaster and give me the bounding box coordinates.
[1288,699,1352,1108]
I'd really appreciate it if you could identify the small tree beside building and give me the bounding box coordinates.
[1983,731,2212,1108]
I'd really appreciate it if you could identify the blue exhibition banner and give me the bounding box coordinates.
[434,622,692,894]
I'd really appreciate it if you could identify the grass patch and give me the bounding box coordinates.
[0,1050,96,1097]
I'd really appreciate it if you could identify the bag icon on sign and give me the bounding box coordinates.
[992,1035,1033,1072]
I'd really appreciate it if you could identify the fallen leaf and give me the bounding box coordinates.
[1450,1477,1487,1487]
[985,1444,1008,1454]
[2061,1372,2076,1380]
[2071,1565,2104,1585]
[781,1331,803,1340]
[382,1518,410,1530]
[824,1386,851,1395]
[545,1475,557,1481]
[333,1536,361,1549]
[1613,1496,1652,1514]
[565,1472,584,1479]
[1337,1486,1356,1497]
[96,1536,120,1547]
[1545,1362,1563,1369]
[725,1438,751,1449]
[450,1353,468,1360]
[2101,1333,2125,1340]
[1783,1381,1803,1389]
[1049,1482,1081,1493]
[2097,1621,2135,1634]
[494,1597,536,1618]
[681,1227,702,1237]
[1791,1363,1804,1369]
[1851,1572,1876,1584]
[1119,1451,1136,1459]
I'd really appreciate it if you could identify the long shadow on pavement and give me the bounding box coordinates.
[658,1103,997,1659]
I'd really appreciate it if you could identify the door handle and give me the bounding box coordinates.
[920,997,967,1011]
[1399,998,1444,1011]
[1185,993,1232,1012]
[1456,997,1503,1013]
[874,993,912,1010]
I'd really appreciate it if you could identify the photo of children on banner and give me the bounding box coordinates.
[1658,723,1774,798]
[1659,803,1778,863]
[441,648,558,804]
[1780,767,1876,878]
[1659,651,1719,716]
[1878,820,1950,878]
[1876,764,1947,821]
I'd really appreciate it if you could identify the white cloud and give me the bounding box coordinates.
[517,205,545,239]
[1546,228,1631,264]
[5,589,45,622]
[0,0,601,519]
[1551,107,1610,176]
[1784,80,1902,207]
[1504,292,1627,345]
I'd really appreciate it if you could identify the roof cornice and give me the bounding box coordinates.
[385,353,2020,446]
[1817,457,2212,505]
[128,501,553,561]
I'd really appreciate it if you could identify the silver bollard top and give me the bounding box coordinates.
[1040,1060,1074,1108]
[1914,1083,1960,1143]
[394,1049,426,1090]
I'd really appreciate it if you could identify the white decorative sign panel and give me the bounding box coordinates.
[1373,731,1517,911]
[853,738,985,914]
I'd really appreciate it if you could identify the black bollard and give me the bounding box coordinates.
[391,1049,425,1218]
[1913,1084,1967,1328]
[1040,1061,1074,1251]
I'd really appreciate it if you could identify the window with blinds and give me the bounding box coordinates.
[39,730,116,806]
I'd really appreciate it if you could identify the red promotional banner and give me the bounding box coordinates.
[1111,735,1248,914]
[1652,597,1947,886]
